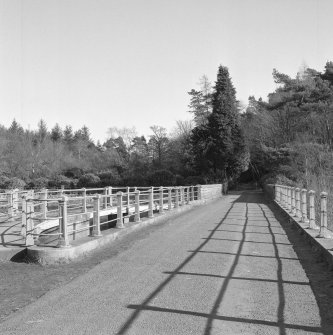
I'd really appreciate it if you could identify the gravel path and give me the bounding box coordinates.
[1,190,333,334]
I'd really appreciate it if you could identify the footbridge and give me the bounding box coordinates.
[0,184,222,262]
[1,188,333,334]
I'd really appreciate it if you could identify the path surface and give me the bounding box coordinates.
[1,191,333,334]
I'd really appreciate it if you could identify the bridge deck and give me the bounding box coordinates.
[1,191,332,334]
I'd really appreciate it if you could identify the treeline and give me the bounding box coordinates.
[0,121,198,190]
[0,65,249,190]
[240,61,333,196]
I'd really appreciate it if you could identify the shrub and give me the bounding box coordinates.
[184,175,206,185]
[97,170,122,187]
[148,170,176,186]
[0,176,26,190]
[77,173,101,188]
[28,177,49,190]
[48,175,74,189]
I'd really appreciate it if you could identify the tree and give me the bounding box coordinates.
[148,126,169,168]
[192,65,247,181]
[51,124,63,142]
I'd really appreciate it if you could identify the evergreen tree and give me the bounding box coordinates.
[192,65,247,181]
[50,123,63,142]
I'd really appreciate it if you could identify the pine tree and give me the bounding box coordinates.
[193,65,247,181]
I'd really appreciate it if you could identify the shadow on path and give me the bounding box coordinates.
[116,191,331,334]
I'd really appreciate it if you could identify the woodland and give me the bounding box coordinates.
[1,62,333,196]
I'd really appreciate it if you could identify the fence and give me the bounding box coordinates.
[1,184,222,248]
[274,184,332,238]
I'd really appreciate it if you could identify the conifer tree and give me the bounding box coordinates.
[192,65,247,182]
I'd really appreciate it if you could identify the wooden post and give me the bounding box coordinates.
[92,195,102,236]
[116,192,124,228]
[181,187,185,206]
[295,188,301,218]
[135,190,140,222]
[301,189,308,223]
[159,187,164,214]
[148,189,154,218]
[126,187,130,214]
[319,192,328,237]
[308,190,316,229]
[57,196,70,248]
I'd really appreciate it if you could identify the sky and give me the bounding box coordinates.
[0,0,332,142]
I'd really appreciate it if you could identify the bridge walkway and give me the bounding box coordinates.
[1,190,332,334]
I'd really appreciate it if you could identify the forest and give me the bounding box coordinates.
[1,62,333,194]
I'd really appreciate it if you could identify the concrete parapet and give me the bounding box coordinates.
[26,197,216,264]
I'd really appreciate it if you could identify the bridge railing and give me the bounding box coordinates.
[15,183,222,248]
[274,184,333,238]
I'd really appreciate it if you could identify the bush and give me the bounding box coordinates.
[184,175,206,185]
[148,170,176,186]
[28,177,49,190]
[48,175,75,189]
[0,176,26,190]
[97,170,122,187]
[77,173,101,188]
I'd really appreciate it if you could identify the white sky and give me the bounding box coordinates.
[0,0,332,142]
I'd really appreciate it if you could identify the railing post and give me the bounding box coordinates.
[181,187,185,206]
[168,188,172,210]
[308,190,316,229]
[287,187,292,212]
[25,197,35,246]
[291,187,296,216]
[190,186,194,202]
[148,188,154,218]
[159,187,165,214]
[7,191,13,219]
[40,188,48,220]
[125,186,130,214]
[21,195,27,236]
[295,188,301,218]
[82,188,87,213]
[12,189,19,216]
[135,190,140,222]
[301,189,308,223]
[279,186,283,206]
[185,186,190,205]
[275,185,279,201]
[57,196,70,248]
[175,188,179,208]
[319,192,328,237]
[103,187,108,210]
[116,192,124,228]
[197,185,202,201]
[108,187,113,207]
[92,195,102,236]
[283,186,287,207]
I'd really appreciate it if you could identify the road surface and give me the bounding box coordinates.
[1,191,332,334]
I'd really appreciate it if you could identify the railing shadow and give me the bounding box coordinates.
[116,191,328,334]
